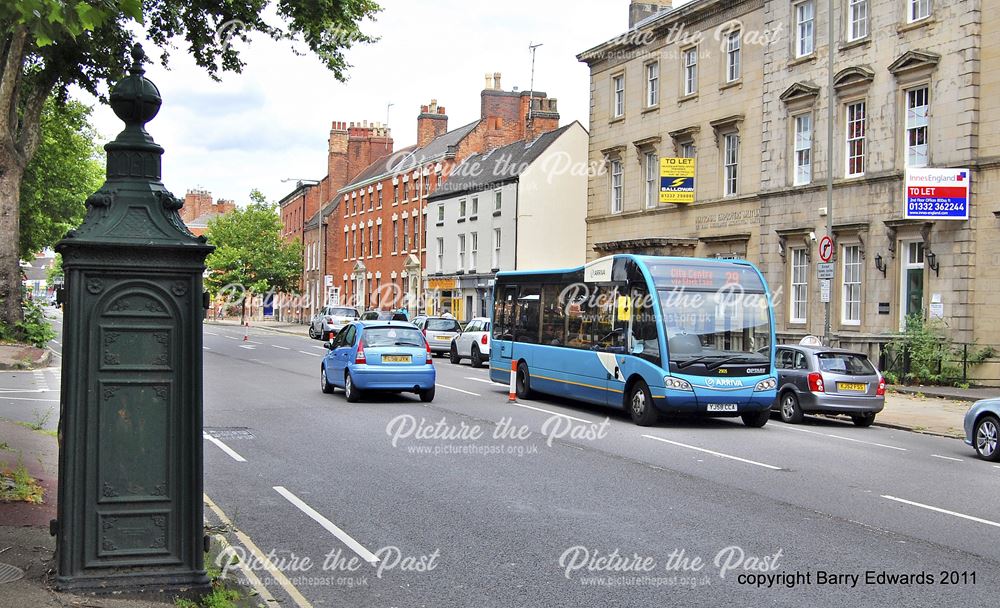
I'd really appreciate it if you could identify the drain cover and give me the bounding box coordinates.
[203,427,255,440]
[0,563,24,584]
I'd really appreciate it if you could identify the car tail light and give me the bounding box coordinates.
[355,344,366,364]
[876,376,886,396]
[481,334,488,345]
[425,340,433,364]
[325,317,333,323]
[422,328,427,337]
[807,372,824,393]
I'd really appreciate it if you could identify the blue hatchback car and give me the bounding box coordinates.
[321,321,436,402]
[964,398,1000,461]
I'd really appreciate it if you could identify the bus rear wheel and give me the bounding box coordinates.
[628,380,659,426]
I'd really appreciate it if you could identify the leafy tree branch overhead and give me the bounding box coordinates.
[0,0,381,334]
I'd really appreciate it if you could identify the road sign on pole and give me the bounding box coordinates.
[819,236,834,263]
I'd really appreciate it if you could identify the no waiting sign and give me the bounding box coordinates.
[818,236,834,263]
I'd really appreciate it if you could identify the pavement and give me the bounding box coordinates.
[1,313,998,607]
[0,344,50,370]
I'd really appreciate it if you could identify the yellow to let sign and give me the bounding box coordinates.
[660,157,696,204]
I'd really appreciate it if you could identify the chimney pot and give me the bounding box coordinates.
[485,73,493,90]
[493,72,502,90]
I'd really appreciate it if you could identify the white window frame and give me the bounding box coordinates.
[612,73,625,118]
[402,217,409,251]
[457,234,466,270]
[680,142,696,159]
[726,31,741,83]
[377,224,383,256]
[610,159,624,213]
[845,100,867,177]
[841,244,862,325]
[646,61,659,107]
[470,232,478,270]
[436,237,444,273]
[392,220,398,253]
[644,152,658,209]
[437,204,444,222]
[471,196,479,216]
[795,1,815,58]
[794,113,813,186]
[905,86,929,168]
[459,198,466,218]
[908,0,931,23]
[848,0,869,41]
[494,190,502,213]
[683,47,698,96]
[723,133,739,197]
[790,248,809,323]
[492,228,501,269]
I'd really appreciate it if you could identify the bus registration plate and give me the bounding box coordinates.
[707,404,738,412]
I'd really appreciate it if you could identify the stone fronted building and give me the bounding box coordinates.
[578,0,768,262]
[580,0,1000,383]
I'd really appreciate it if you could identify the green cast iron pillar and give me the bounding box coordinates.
[53,44,213,593]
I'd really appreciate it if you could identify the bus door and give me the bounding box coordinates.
[493,285,518,369]
[600,286,632,405]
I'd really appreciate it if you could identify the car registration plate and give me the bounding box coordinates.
[435,335,451,341]
[707,404,738,412]
[382,355,412,363]
[838,382,866,392]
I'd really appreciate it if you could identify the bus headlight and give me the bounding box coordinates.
[754,378,777,392]
[664,377,693,391]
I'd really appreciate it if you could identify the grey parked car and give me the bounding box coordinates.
[964,398,1000,461]
[414,316,463,355]
[771,345,885,426]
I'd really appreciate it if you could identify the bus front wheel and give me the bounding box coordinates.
[742,409,770,428]
[628,380,659,426]
[516,363,533,399]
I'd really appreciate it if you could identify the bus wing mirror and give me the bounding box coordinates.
[631,341,644,355]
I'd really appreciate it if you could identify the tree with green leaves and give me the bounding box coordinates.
[20,98,104,259]
[0,0,380,334]
[204,192,302,323]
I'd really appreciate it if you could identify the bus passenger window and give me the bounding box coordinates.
[541,285,566,346]
[514,286,541,344]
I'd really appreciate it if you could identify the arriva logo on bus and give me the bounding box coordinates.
[705,378,744,388]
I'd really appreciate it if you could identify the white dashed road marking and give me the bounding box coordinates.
[643,434,783,471]
[273,486,380,565]
[882,495,1000,529]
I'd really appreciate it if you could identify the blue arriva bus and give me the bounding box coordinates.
[489,255,777,427]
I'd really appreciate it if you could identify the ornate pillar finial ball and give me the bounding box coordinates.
[109,44,162,126]
[130,43,148,75]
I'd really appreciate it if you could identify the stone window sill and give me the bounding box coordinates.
[787,54,817,69]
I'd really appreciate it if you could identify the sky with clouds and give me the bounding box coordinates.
[75,0,692,206]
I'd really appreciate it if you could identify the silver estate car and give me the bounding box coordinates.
[772,345,885,426]
[415,317,463,355]
[964,398,1000,461]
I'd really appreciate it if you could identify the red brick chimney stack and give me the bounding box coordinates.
[480,71,561,148]
[417,100,448,148]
